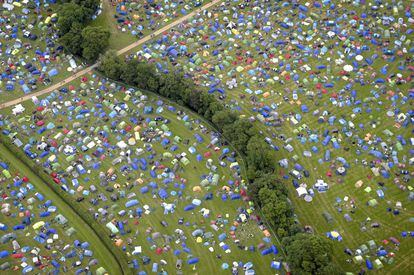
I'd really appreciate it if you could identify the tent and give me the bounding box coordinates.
[296,187,307,197]
[368,199,378,207]
[322,212,333,223]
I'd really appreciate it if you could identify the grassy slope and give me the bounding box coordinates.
[0,143,122,274]
[0,79,282,274]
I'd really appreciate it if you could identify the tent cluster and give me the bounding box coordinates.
[0,159,103,273]
[125,0,414,249]
[128,0,413,199]
[346,235,413,270]
[112,0,204,37]
[0,0,79,103]
[0,74,282,273]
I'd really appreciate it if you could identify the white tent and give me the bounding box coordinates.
[12,104,25,115]
[296,187,308,197]
[343,64,353,72]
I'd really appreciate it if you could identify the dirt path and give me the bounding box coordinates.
[0,0,223,110]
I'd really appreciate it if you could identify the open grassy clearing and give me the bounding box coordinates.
[89,0,136,50]
[0,74,283,273]
[0,143,117,274]
[108,0,413,273]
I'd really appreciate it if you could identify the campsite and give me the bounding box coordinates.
[0,143,115,274]
[0,1,80,104]
[105,0,413,272]
[0,75,282,273]
[0,0,412,274]
[109,0,205,38]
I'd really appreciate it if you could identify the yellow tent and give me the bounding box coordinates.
[33,221,45,230]
[330,231,340,238]
[222,186,230,192]
[115,239,123,246]
[192,186,201,192]
[355,180,363,188]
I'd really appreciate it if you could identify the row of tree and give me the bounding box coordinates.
[99,52,276,179]
[98,52,338,274]
[57,0,109,63]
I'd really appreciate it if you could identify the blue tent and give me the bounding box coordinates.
[140,186,149,194]
[158,189,168,199]
[366,259,373,270]
[48,68,58,77]
[184,204,195,211]
[125,199,139,208]
[187,258,199,265]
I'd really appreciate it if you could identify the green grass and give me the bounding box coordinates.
[1,0,412,273]
[0,76,283,273]
[0,143,120,274]
[0,5,75,104]
[89,0,135,50]
[97,1,414,273]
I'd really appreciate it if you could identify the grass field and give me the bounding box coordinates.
[0,143,119,274]
[0,3,76,104]
[0,0,412,273]
[0,76,284,273]
[89,0,136,50]
[102,0,414,273]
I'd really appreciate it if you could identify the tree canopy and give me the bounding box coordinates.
[57,0,108,62]
[246,135,275,179]
[283,234,338,275]
[81,26,110,63]
[249,173,289,206]
[58,0,100,17]
[57,3,91,35]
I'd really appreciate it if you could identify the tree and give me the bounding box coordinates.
[203,100,224,121]
[283,234,337,275]
[98,51,125,80]
[133,63,159,91]
[81,26,110,63]
[59,22,83,56]
[212,110,238,131]
[249,173,288,206]
[158,73,183,99]
[246,135,275,179]
[57,3,90,35]
[258,187,294,237]
[58,0,100,17]
[222,118,256,155]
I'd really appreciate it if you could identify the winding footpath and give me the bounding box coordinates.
[0,0,223,110]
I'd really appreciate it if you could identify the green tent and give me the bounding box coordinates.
[360,244,369,254]
[96,267,108,275]
[180,157,190,166]
[368,240,376,250]
[161,125,169,132]
[353,255,363,264]
[65,227,76,236]
[55,214,68,225]
[374,259,383,269]
[322,211,333,223]
[368,199,378,207]
[2,170,11,179]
